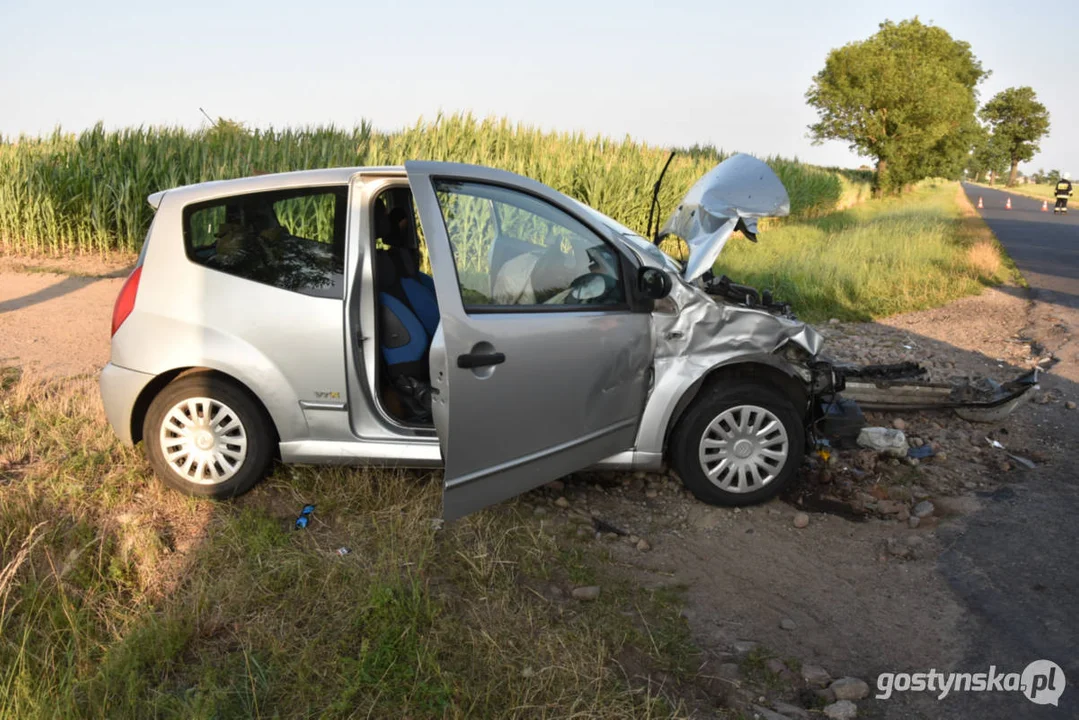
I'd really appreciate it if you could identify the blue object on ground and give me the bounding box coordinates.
[295,504,315,529]
[907,445,935,459]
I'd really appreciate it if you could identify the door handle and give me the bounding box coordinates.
[457,351,506,369]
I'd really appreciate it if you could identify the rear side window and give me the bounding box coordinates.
[184,187,348,299]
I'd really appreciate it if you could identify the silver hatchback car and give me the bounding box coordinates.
[101,154,839,520]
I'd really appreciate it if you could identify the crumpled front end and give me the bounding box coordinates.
[648,277,833,426]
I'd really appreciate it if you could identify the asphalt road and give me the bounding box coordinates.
[923,184,1079,719]
[962,182,1079,308]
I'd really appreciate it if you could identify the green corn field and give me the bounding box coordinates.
[0,112,868,256]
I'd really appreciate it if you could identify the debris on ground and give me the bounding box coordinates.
[571,586,601,601]
[294,504,315,530]
[857,427,909,457]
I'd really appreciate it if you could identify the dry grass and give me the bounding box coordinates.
[953,185,1024,287]
[0,366,712,719]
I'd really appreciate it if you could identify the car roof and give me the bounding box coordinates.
[148,165,406,208]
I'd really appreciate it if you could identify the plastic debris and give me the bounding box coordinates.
[294,504,315,530]
[1007,454,1036,470]
[336,547,351,556]
[856,427,909,457]
[907,445,935,459]
[430,518,445,532]
[986,438,1006,450]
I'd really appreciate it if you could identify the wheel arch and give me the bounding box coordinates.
[662,359,811,456]
[130,367,281,457]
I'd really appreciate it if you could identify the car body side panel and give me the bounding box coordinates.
[633,279,821,456]
[109,192,348,444]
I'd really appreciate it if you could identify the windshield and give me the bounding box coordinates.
[570,199,682,272]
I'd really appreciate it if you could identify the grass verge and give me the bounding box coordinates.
[0,367,709,718]
[705,180,1013,322]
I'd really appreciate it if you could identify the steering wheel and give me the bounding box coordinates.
[566,272,616,305]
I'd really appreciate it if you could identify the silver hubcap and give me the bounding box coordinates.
[698,404,789,493]
[159,397,248,485]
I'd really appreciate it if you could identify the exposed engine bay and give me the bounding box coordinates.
[699,270,796,319]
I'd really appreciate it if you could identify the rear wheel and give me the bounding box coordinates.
[670,381,805,506]
[143,373,274,499]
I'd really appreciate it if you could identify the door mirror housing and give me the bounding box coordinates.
[637,266,672,300]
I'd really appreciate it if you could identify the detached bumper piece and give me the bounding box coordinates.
[812,361,1041,425]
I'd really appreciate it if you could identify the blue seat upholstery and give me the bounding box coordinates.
[375,200,440,423]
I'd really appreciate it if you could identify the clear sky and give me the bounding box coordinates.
[2,0,1076,174]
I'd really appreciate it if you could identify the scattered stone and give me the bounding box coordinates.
[773,701,810,719]
[732,640,760,657]
[897,506,911,522]
[548,584,563,598]
[892,418,907,431]
[815,688,837,704]
[571,586,601,601]
[802,664,831,687]
[793,513,810,529]
[629,476,645,492]
[752,705,791,720]
[752,705,793,720]
[830,677,870,701]
[887,538,910,558]
[910,436,924,447]
[913,500,935,518]
[1066,401,1077,410]
[766,658,789,675]
[522,665,535,678]
[829,318,840,325]
[936,452,948,462]
[823,700,857,720]
[909,516,921,529]
[857,427,909,457]
[876,500,905,515]
[780,618,797,631]
[906,535,925,548]
[645,489,659,499]
[554,496,570,509]
[636,538,651,552]
[533,506,548,517]
[545,479,565,491]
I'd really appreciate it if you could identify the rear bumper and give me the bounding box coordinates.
[99,362,156,446]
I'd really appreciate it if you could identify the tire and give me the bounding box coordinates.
[142,373,275,499]
[670,381,805,506]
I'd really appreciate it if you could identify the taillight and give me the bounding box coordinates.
[111,266,143,337]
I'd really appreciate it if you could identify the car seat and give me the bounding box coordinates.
[375,200,440,424]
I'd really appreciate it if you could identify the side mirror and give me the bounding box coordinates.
[637,266,672,300]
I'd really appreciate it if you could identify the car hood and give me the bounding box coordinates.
[658,153,791,282]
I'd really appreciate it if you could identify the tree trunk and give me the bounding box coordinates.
[874,158,888,198]
[1007,159,1019,187]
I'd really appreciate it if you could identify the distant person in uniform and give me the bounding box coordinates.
[1054,172,1073,214]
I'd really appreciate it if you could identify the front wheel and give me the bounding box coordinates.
[142,373,275,499]
[670,381,805,506]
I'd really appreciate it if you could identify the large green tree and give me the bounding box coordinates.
[805,18,989,195]
[979,87,1051,186]
[966,127,1010,183]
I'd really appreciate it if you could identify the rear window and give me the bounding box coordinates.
[183,187,347,299]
